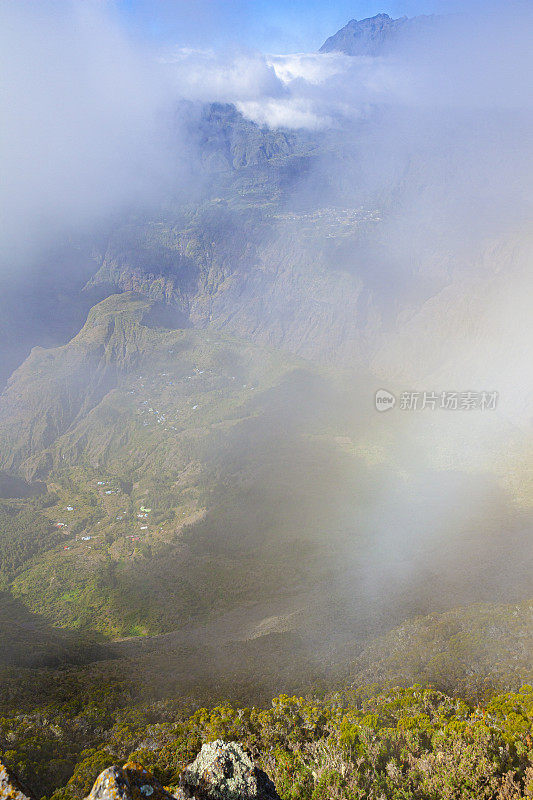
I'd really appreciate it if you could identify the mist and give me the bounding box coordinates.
[4,1,533,252]
[0,1,180,269]
[0,0,532,688]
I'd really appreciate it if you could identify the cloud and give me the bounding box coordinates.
[1,0,532,647]
[0,1,178,267]
[159,3,533,130]
[267,52,352,84]
[3,0,533,272]
[162,48,284,103]
[162,47,411,129]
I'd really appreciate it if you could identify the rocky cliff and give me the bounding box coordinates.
[319,12,441,56]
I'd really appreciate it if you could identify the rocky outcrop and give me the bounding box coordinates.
[84,744,280,800]
[0,759,34,800]
[86,762,175,800]
[178,741,280,800]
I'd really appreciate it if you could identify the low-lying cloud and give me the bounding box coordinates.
[1,0,532,659]
[163,47,409,129]
[3,0,533,269]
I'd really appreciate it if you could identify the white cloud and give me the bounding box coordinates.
[3,0,533,269]
[162,47,408,130]
[237,97,330,130]
[160,3,533,129]
[162,48,284,104]
[267,52,352,84]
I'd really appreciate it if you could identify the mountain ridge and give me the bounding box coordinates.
[319,11,442,56]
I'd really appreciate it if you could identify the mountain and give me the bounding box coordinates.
[319,12,441,56]
[0,292,378,639]
[0,291,530,650]
[0,103,318,392]
[0,297,531,797]
[0,17,532,799]
[351,599,533,695]
[0,591,103,667]
[83,203,392,369]
[2,101,507,390]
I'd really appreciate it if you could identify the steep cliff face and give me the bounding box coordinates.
[0,103,318,393]
[0,295,155,474]
[85,206,533,433]
[86,208,386,368]
[0,292,361,480]
[5,100,512,391]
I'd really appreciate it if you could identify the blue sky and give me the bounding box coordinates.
[113,0,458,53]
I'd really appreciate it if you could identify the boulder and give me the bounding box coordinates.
[0,759,34,800]
[85,762,176,800]
[84,743,280,800]
[178,741,280,800]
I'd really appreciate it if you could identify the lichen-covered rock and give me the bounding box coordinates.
[85,767,130,800]
[85,763,176,800]
[0,760,34,800]
[178,741,280,800]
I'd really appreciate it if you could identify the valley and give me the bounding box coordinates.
[0,293,530,697]
[0,6,532,799]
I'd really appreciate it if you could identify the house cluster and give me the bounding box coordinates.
[128,366,259,435]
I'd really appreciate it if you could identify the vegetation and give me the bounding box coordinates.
[350,601,533,698]
[0,292,529,645]
[0,505,59,581]
[0,295,531,800]
[3,684,533,800]
[0,293,371,637]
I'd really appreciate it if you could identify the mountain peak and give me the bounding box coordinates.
[319,12,438,56]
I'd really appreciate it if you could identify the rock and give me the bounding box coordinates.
[85,767,129,800]
[84,744,280,800]
[85,762,176,800]
[0,759,34,800]
[178,741,280,800]
[319,12,440,56]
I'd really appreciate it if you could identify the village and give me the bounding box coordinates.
[123,362,258,435]
[273,206,383,238]
[19,340,261,578]
[0,328,284,638]
[50,479,198,566]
